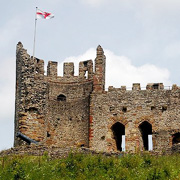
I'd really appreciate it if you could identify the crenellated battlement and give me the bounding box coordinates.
[107,83,180,92]
[17,42,97,83]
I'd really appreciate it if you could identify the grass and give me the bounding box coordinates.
[0,152,180,180]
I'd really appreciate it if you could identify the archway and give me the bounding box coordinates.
[172,133,180,145]
[139,121,152,150]
[111,122,125,151]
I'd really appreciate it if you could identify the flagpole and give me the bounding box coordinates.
[33,7,38,60]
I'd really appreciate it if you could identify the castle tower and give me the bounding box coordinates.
[14,42,47,146]
[93,45,106,92]
[14,42,94,148]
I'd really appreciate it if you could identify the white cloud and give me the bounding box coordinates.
[58,48,171,89]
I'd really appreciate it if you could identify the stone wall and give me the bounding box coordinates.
[90,84,180,154]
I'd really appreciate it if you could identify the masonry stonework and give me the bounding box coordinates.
[15,42,180,154]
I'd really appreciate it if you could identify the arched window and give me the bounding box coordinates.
[172,133,180,145]
[139,121,152,151]
[111,122,125,151]
[57,94,66,101]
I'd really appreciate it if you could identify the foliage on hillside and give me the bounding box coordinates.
[0,152,180,180]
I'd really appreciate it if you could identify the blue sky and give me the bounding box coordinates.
[1,0,180,150]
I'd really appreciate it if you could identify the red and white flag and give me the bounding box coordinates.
[36,9,54,19]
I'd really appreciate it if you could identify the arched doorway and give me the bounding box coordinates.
[172,133,180,145]
[139,121,152,150]
[111,122,125,151]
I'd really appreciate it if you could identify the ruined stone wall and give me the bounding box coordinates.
[15,42,47,146]
[90,84,180,154]
[15,42,94,148]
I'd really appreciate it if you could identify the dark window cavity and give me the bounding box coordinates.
[57,94,66,101]
[111,122,125,151]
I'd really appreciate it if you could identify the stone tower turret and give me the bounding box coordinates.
[93,45,106,92]
[14,42,94,148]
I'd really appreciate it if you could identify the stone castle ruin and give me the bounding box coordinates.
[15,42,180,154]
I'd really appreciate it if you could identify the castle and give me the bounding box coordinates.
[14,42,180,154]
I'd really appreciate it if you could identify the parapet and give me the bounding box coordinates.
[64,62,74,77]
[35,58,44,75]
[132,83,141,90]
[47,61,57,77]
[107,83,168,93]
[108,86,127,92]
[79,60,93,79]
[146,83,164,90]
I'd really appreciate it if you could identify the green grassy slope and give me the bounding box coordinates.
[0,153,180,180]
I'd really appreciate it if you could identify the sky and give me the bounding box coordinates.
[1,0,180,150]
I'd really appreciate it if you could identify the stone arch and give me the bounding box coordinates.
[138,121,152,150]
[109,116,128,128]
[135,117,155,131]
[111,122,125,151]
[57,94,66,101]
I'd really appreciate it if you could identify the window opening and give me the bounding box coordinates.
[47,132,51,137]
[111,122,125,151]
[151,106,155,110]
[153,84,159,89]
[101,136,105,140]
[172,133,180,145]
[57,94,66,101]
[162,106,167,112]
[83,61,88,67]
[139,121,152,150]
[85,71,88,79]
[122,107,127,112]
